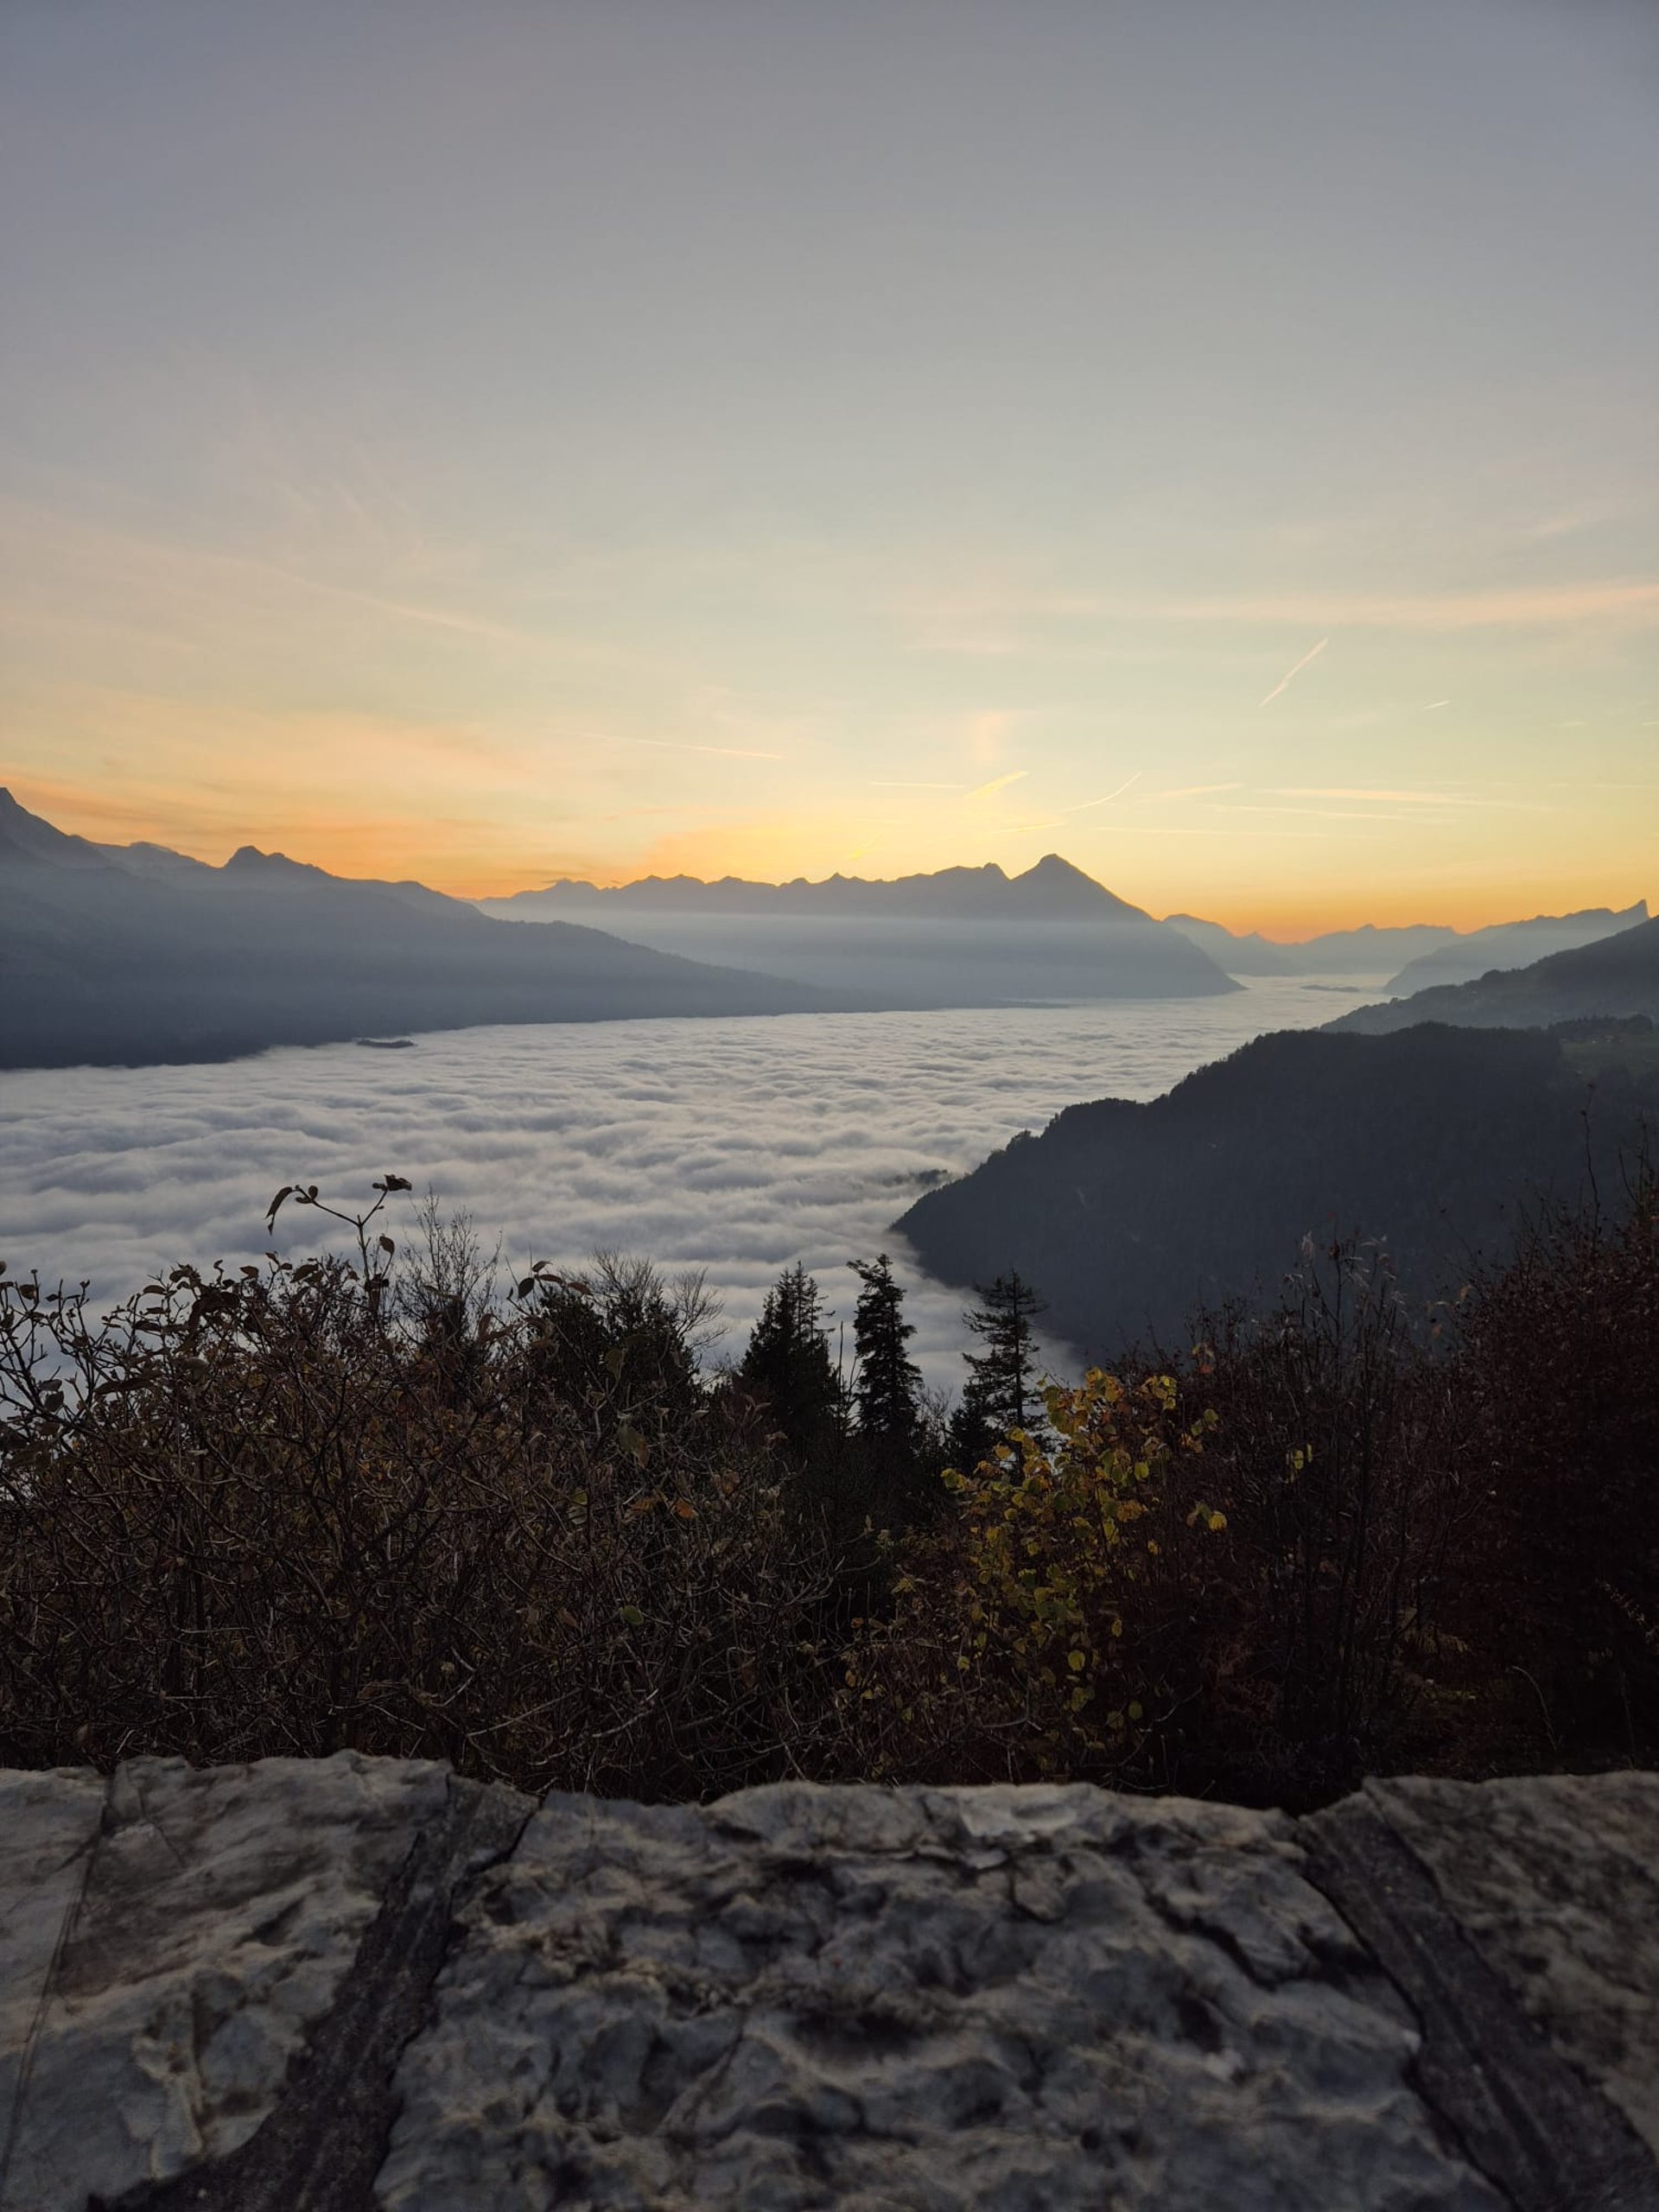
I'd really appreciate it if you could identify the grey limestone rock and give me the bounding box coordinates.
[378,1780,1503,2211]
[6,1758,1658,2212]
[1368,1773,1659,2161]
[0,1751,452,2210]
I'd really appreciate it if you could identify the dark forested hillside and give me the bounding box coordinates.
[0,791,838,1069]
[898,1021,1659,1358]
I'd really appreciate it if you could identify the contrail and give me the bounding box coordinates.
[1069,772,1142,813]
[626,738,785,760]
[1258,636,1329,708]
[964,770,1028,800]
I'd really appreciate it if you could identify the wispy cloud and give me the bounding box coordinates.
[624,738,786,761]
[1258,638,1329,708]
[870,780,968,790]
[1221,804,1422,823]
[910,579,1659,652]
[1273,786,1544,811]
[1142,782,1245,802]
[1068,772,1142,813]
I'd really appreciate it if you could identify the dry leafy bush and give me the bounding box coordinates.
[0,1197,839,1800]
[3,1166,1651,1806]
[1453,1161,1659,1758]
[842,1245,1494,1805]
[840,1367,1234,1784]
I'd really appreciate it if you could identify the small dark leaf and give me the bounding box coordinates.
[378,1235,395,1255]
[265,1185,294,1228]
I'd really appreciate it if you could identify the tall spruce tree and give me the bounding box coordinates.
[949,1272,1046,1465]
[738,1262,844,1452]
[848,1255,923,1462]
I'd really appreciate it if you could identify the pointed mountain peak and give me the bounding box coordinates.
[224,845,326,880]
[1008,854,1147,919]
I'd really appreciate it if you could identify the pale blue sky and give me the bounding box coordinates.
[3,0,1656,926]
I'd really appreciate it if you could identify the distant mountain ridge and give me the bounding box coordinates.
[491,854,1148,922]
[1329,913,1659,1036]
[1164,914,1459,977]
[0,791,838,1070]
[478,855,1237,1003]
[1165,901,1649,982]
[1383,903,1649,995]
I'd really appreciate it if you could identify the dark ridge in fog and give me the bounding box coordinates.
[1165,902,1649,982]
[1382,902,1649,994]
[478,854,1238,1003]
[898,1020,1659,1360]
[1329,915,1659,1034]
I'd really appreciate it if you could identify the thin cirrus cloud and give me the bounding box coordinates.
[622,737,788,761]
[1141,782,1244,804]
[918,582,1659,639]
[1258,638,1330,708]
[1272,787,1547,812]
[1065,772,1143,815]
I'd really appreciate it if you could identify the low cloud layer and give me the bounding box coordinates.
[1,982,1373,1391]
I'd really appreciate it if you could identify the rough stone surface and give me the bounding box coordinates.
[379,1782,1502,2211]
[111,1771,534,2212]
[1370,1773,1659,2162]
[1303,1789,1659,2212]
[0,1768,110,2206]
[0,1752,451,2210]
[3,1758,1656,2212]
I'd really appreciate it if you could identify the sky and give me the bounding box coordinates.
[3,0,1656,935]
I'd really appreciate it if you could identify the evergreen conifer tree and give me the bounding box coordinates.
[738,1262,844,1452]
[848,1255,923,1461]
[951,1273,1046,1459]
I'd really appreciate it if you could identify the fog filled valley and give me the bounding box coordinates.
[0,981,1380,1382]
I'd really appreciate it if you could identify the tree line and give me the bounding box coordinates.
[1,1166,1653,1808]
[734,1254,1048,1531]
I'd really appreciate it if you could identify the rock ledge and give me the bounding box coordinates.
[1,1759,1654,2211]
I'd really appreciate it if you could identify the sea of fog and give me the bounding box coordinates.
[0,978,1386,1387]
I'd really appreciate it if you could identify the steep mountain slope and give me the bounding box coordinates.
[1331,917,1659,1035]
[0,792,839,1070]
[480,855,1237,1002]
[898,1023,1657,1360]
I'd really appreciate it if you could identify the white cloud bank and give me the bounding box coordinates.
[0,982,1376,1389]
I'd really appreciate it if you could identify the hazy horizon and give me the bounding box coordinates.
[14,782,1649,947]
[4,2,1656,932]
